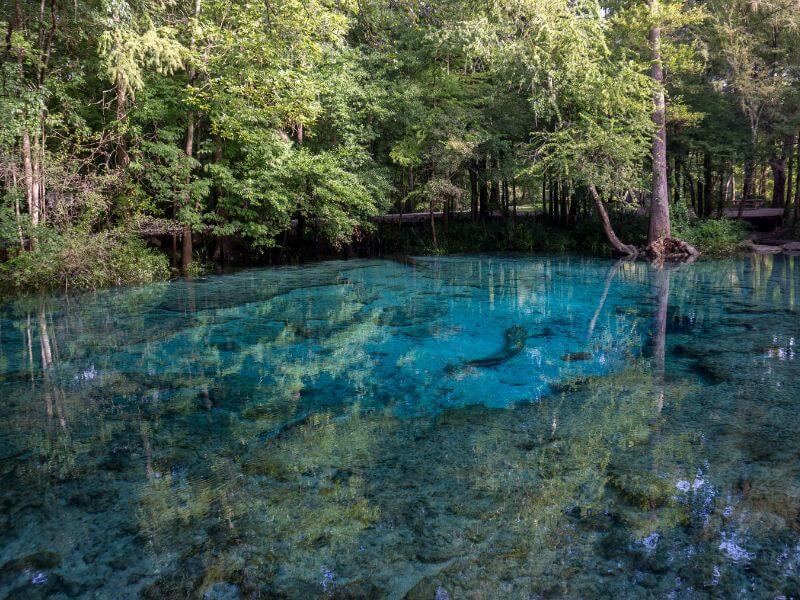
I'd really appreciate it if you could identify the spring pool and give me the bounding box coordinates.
[1,254,799,597]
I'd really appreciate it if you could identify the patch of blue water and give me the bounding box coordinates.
[1,256,649,421]
[1,254,799,598]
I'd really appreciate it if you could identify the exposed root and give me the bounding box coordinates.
[644,237,700,264]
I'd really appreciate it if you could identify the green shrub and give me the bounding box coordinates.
[1,228,170,294]
[673,218,748,258]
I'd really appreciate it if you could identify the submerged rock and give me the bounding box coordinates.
[0,551,62,577]
[202,582,241,600]
[463,325,528,369]
[561,351,592,362]
[405,577,447,600]
[328,578,385,599]
[67,488,120,512]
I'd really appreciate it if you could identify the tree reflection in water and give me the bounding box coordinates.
[0,255,799,597]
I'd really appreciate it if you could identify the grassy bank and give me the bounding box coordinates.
[0,229,170,296]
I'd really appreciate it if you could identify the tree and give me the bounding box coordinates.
[97,0,185,172]
[508,0,654,255]
[648,0,671,243]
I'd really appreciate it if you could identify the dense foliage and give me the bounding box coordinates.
[1,0,799,290]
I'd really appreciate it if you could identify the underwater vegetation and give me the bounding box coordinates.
[1,254,800,598]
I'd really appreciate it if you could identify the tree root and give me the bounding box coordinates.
[643,237,700,264]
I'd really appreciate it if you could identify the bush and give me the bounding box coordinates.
[0,228,170,294]
[673,218,748,258]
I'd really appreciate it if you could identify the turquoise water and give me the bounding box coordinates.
[1,254,799,598]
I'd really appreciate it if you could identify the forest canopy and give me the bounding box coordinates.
[1,0,799,289]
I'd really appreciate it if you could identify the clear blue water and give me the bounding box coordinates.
[1,254,799,598]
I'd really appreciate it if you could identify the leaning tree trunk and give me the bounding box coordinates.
[588,185,637,257]
[648,0,670,244]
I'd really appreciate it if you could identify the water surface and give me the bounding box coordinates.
[1,254,799,598]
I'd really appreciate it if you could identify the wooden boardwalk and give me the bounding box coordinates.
[723,207,785,230]
[723,208,785,219]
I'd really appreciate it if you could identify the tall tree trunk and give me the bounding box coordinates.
[211,136,232,266]
[490,178,500,214]
[559,181,568,225]
[429,198,437,250]
[786,136,795,217]
[512,180,517,223]
[697,178,705,218]
[567,187,578,226]
[21,130,39,228]
[770,141,788,209]
[648,0,671,243]
[409,166,415,208]
[541,178,546,220]
[11,161,25,249]
[479,158,489,219]
[588,184,637,256]
[703,153,714,218]
[15,7,40,234]
[115,76,129,170]
[757,164,767,199]
[685,163,696,215]
[469,163,479,222]
[794,130,800,223]
[740,156,755,218]
[181,0,202,273]
[181,108,195,273]
[13,0,50,236]
[36,127,46,223]
[726,171,735,207]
